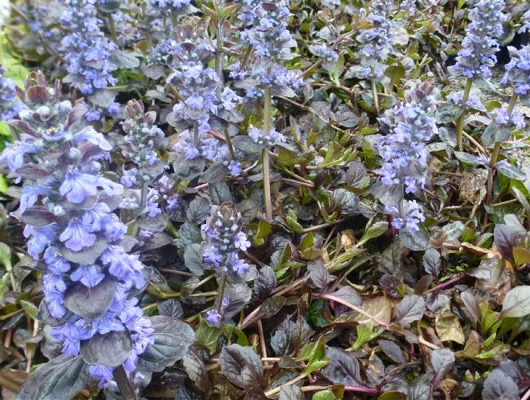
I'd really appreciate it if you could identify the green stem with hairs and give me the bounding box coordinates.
[263,84,273,220]
[193,121,200,148]
[213,7,236,161]
[214,273,226,313]
[371,79,379,113]
[486,92,519,204]
[107,14,118,44]
[456,78,473,151]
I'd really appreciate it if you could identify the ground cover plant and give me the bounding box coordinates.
[1,0,530,399]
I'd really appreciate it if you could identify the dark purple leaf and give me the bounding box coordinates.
[17,355,90,400]
[482,370,519,400]
[64,277,115,321]
[138,316,195,372]
[219,344,264,389]
[322,347,361,386]
[80,330,132,367]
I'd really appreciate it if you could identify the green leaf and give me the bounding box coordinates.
[359,221,388,245]
[0,274,9,301]
[435,101,463,123]
[352,324,382,350]
[0,243,12,270]
[502,286,530,318]
[196,318,223,354]
[399,225,430,251]
[17,355,90,400]
[513,247,530,268]
[232,135,266,154]
[184,244,204,276]
[385,66,405,90]
[302,336,329,377]
[312,390,336,400]
[252,219,272,247]
[482,123,512,147]
[20,300,38,320]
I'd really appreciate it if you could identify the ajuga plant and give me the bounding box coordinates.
[451,0,506,150]
[372,80,439,249]
[167,24,243,179]
[0,73,193,399]
[116,99,172,234]
[356,0,396,112]
[60,0,118,95]
[200,202,252,326]
[5,1,530,400]
[231,0,302,220]
[0,72,151,387]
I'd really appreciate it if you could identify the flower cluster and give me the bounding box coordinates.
[200,203,252,277]
[0,67,25,120]
[149,0,191,11]
[376,80,440,195]
[488,105,526,130]
[401,0,417,16]
[167,25,243,175]
[86,101,120,122]
[0,73,152,386]
[452,0,506,79]
[60,0,118,94]
[230,62,303,101]
[501,45,530,96]
[119,100,166,189]
[172,130,243,176]
[248,126,286,146]
[447,91,486,112]
[204,297,230,326]
[238,1,293,59]
[232,0,302,99]
[385,200,426,233]
[309,44,339,63]
[167,25,239,132]
[356,0,396,80]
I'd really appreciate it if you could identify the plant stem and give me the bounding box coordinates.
[486,92,519,204]
[371,79,379,113]
[263,84,273,220]
[113,365,138,400]
[193,122,200,148]
[214,273,226,312]
[301,385,379,396]
[265,374,306,397]
[107,14,118,44]
[456,78,473,151]
[424,274,464,294]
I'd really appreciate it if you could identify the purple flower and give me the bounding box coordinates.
[59,218,96,252]
[26,224,59,259]
[121,168,138,188]
[20,184,51,213]
[0,141,40,172]
[385,200,426,234]
[205,310,222,325]
[60,170,99,203]
[502,45,530,96]
[0,66,26,120]
[376,81,439,199]
[101,246,145,289]
[60,0,118,94]
[200,203,253,276]
[70,264,105,287]
[452,0,506,79]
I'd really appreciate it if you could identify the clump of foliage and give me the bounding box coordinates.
[0,0,530,399]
